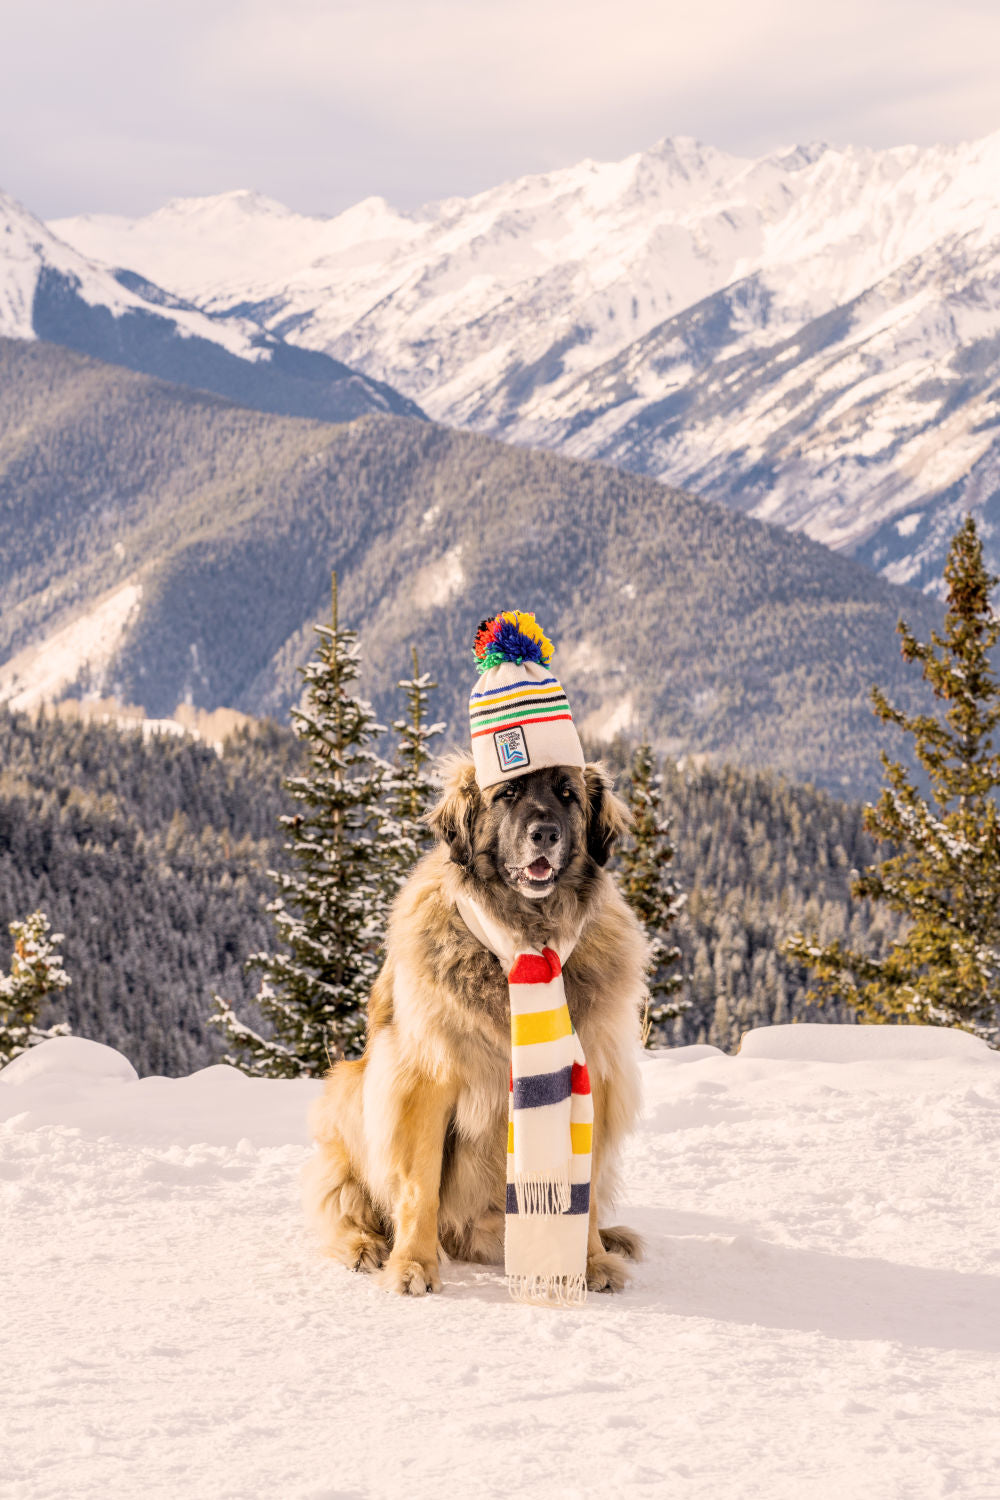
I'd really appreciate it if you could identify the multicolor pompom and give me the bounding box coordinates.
[473,611,554,675]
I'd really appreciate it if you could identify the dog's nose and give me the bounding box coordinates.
[529,821,560,848]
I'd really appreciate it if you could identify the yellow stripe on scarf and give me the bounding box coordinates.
[510,1116,590,1157]
[510,1006,574,1047]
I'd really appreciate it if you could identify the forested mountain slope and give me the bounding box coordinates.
[655,758,905,1049]
[0,708,901,1075]
[0,340,941,796]
[0,710,300,1074]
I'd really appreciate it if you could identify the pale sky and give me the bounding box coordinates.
[4,0,1000,218]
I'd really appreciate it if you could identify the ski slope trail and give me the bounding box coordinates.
[2,1026,999,1500]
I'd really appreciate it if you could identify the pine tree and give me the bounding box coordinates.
[784,516,1000,1045]
[212,576,391,1076]
[618,741,688,1043]
[0,910,72,1067]
[383,647,445,894]
[710,989,734,1051]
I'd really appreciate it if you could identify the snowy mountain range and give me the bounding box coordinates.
[52,131,1000,591]
[0,189,423,423]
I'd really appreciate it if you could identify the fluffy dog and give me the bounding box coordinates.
[303,754,647,1295]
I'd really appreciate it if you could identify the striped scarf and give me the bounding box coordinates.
[455,894,592,1305]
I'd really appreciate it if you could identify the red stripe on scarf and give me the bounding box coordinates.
[571,1060,590,1096]
[508,948,561,984]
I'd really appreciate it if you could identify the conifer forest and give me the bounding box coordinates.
[3,518,998,1076]
[0,699,900,1075]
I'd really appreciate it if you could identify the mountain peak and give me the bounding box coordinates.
[767,142,831,170]
[642,134,743,167]
[154,188,294,222]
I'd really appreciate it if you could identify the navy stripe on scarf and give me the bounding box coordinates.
[512,1065,573,1110]
[506,1181,590,1215]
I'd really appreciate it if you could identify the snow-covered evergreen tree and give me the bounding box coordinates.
[785,515,1000,1045]
[383,647,445,894]
[0,910,72,1067]
[212,576,390,1076]
[618,742,688,1043]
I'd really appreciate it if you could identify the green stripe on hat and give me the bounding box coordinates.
[471,699,574,730]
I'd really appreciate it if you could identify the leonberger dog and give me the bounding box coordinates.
[303,754,647,1295]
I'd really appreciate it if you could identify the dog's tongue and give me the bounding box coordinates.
[527,858,551,879]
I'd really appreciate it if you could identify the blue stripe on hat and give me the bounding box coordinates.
[470,675,560,702]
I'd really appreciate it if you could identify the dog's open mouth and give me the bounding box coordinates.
[506,856,558,892]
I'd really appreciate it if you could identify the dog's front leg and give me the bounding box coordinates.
[381,1073,456,1297]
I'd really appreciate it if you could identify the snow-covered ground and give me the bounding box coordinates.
[3,1026,999,1500]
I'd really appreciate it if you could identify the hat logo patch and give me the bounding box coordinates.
[494,725,530,773]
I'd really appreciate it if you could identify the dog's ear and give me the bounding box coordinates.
[584,762,631,867]
[426,754,481,868]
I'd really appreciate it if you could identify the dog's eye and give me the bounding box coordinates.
[501,784,517,800]
[559,785,575,802]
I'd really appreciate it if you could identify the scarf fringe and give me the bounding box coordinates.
[507,1273,588,1307]
[513,1174,572,1215]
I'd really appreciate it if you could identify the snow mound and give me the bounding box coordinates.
[656,1042,726,1064]
[0,1040,320,1147]
[0,1035,139,1086]
[738,1022,992,1063]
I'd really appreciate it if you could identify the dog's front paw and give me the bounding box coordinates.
[599,1224,645,1261]
[381,1253,442,1297]
[586,1248,630,1293]
[350,1232,389,1274]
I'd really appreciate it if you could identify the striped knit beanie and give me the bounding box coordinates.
[470,611,585,790]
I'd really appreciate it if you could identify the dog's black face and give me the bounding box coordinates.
[428,759,629,908]
[487,766,583,900]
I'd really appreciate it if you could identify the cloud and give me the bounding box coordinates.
[3,0,1000,217]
